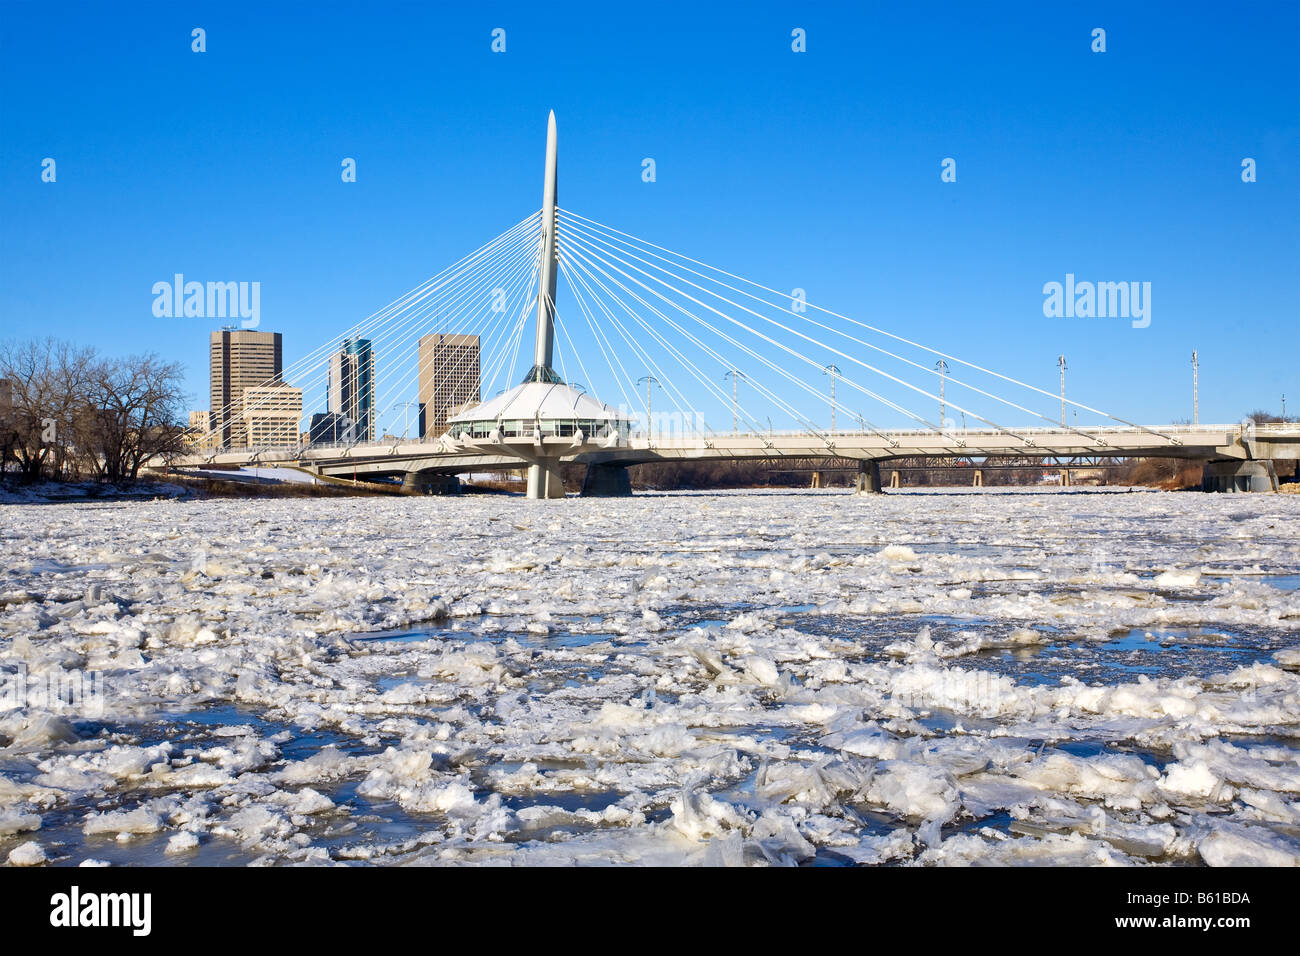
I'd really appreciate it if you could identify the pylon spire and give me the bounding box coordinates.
[527,110,561,383]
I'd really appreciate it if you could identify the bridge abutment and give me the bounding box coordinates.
[854,460,883,494]
[402,471,461,495]
[580,463,632,497]
[527,462,566,499]
[1201,460,1279,493]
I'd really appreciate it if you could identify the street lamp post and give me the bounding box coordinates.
[1058,355,1067,426]
[637,375,659,439]
[1192,351,1199,426]
[384,401,419,440]
[724,369,744,435]
[824,364,840,436]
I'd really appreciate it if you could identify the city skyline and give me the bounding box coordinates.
[194,326,484,446]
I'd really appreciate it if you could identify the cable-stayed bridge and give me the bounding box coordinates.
[174,112,1298,497]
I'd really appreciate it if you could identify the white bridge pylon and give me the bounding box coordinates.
[446,109,623,498]
[179,112,1292,497]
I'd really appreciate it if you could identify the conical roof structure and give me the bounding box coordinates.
[450,380,621,424]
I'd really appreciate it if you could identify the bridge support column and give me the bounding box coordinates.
[527,461,566,499]
[889,470,901,489]
[810,470,823,489]
[854,460,882,494]
[402,471,460,495]
[580,463,631,497]
[972,469,983,488]
[1201,460,1279,493]
[1060,469,1071,487]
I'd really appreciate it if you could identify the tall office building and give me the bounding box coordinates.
[210,329,283,448]
[327,338,375,442]
[418,333,480,437]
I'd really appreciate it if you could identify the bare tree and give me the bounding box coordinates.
[0,340,187,485]
[1246,409,1285,424]
[0,338,99,481]
[0,379,14,478]
[79,353,187,483]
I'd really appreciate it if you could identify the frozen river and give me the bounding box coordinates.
[1,487,1298,866]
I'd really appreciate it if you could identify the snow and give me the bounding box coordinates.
[0,486,1297,866]
[0,810,41,836]
[83,808,165,836]
[6,840,46,866]
[165,831,200,854]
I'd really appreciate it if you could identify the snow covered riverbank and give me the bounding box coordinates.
[1,488,1298,866]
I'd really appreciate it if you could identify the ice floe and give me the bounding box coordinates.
[0,488,1296,865]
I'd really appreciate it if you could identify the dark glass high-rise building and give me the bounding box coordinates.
[328,338,375,442]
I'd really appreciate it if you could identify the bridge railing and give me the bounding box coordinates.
[622,423,1242,441]
[1252,422,1300,436]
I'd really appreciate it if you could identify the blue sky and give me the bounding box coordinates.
[2,0,1297,434]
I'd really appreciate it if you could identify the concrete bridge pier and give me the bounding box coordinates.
[972,469,983,487]
[580,462,632,497]
[402,471,460,495]
[854,460,883,494]
[1202,460,1279,493]
[527,461,567,499]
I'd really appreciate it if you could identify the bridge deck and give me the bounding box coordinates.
[164,424,1300,479]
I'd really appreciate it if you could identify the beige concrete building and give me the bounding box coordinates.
[242,384,302,447]
[418,333,479,437]
[210,330,283,448]
[186,410,216,450]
